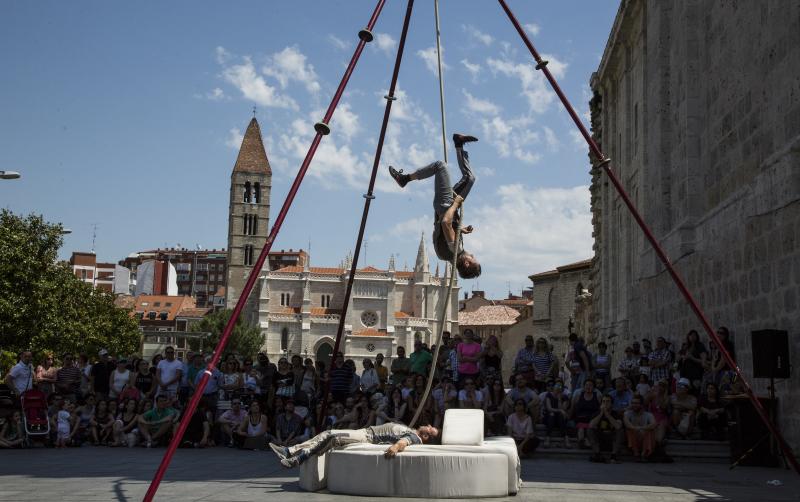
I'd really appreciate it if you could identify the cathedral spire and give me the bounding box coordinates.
[388,254,396,272]
[232,118,272,175]
[414,232,429,273]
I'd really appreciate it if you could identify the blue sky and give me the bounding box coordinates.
[0,0,619,298]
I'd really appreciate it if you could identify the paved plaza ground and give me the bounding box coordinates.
[0,447,797,501]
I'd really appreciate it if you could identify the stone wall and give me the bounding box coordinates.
[591,0,800,450]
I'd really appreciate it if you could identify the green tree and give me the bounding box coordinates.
[190,308,264,358]
[0,210,140,370]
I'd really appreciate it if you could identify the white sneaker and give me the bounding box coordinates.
[269,442,289,460]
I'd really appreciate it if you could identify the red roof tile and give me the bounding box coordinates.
[352,328,387,337]
[458,305,520,326]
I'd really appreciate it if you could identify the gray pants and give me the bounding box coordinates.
[288,429,371,459]
[407,147,476,216]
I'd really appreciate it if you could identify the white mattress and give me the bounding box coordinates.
[326,445,509,498]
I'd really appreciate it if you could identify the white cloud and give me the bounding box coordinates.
[390,214,433,239]
[215,46,231,65]
[417,46,449,75]
[467,184,593,283]
[486,54,567,114]
[262,46,321,94]
[569,129,587,149]
[524,23,541,36]
[221,56,298,110]
[328,34,350,51]
[461,59,482,81]
[462,24,493,46]
[463,90,500,116]
[543,126,560,151]
[225,127,243,149]
[373,33,397,55]
[314,103,360,142]
[194,87,228,101]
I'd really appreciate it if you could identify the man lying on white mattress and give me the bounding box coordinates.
[270,424,440,468]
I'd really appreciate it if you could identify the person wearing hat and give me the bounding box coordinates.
[90,349,115,401]
[670,377,697,438]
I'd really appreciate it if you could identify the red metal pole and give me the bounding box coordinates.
[497,0,799,474]
[319,0,415,428]
[142,2,387,500]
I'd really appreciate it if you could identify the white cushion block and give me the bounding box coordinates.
[483,436,522,493]
[441,408,484,446]
[326,445,508,498]
[298,450,327,492]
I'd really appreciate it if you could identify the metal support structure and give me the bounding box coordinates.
[142,1,388,499]
[497,0,799,475]
[319,0,415,428]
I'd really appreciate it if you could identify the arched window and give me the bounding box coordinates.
[244,245,254,266]
[243,181,251,203]
[243,214,249,235]
[252,215,258,234]
[281,327,289,351]
[253,182,261,204]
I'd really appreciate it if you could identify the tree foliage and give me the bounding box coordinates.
[190,308,264,358]
[0,210,140,369]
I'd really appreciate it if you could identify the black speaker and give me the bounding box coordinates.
[729,397,780,467]
[751,329,790,379]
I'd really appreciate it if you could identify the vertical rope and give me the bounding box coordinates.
[434,0,448,163]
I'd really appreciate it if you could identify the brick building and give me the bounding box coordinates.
[589,0,800,448]
[69,251,131,295]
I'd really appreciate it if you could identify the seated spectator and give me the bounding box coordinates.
[645,380,671,449]
[432,376,458,428]
[346,360,361,396]
[617,346,639,381]
[360,358,380,395]
[698,383,727,440]
[504,375,539,419]
[90,399,114,445]
[623,395,656,462]
[400,376,414,400]
[609,378,633,415]
[275,400,303,447]
[111,398,140,447]
[543,381,570,448]
[458,378,484,410]
[594,376,608,396]
[234,401,269,449]
[218,398,247,447]
[383,387,407,424]
[671,378,697,438]
[0,410,24,448]
[221,361,244,400]
[139,395,179,447]
[506,399,538,457]
[513,336,537,386]
[54,399,77,448]
[181,399,212,448]
[456,330,481,387]
[593,342,612,390]
[588,394,623,463]
[407,375,435,425]
[483,378,506,436]
[636,374,651,398]
[572,380,600,449]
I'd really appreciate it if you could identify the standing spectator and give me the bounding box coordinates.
[109,359,131,400]
[185,354,203,399]
[647,337,672,386]
[345,360,361,396]
[221,361,244,400]
[78,353,92,398]
[139,395,179,447]
[531,338,556,392]
[218,398,247,446]
[178,351,195,404]
[149,354,163,377]
[90,349,115,400]
[290,355,304,393]
[329,353,351,404]
[646,380,672,450]
[410,340,433,377]
[715,326,736,383]
[0,411,24,448]
[55,354,81,401]
[623,395,656,462]
[609,378,633,415]
[456,330,481,387]
[155,347,183,402]
[568,335,592,392]
[299,358,317,398]
[256,353,277,403]
[679,330,707,392]
[274,358,295,399]
[458,378,484,410]
[506,399,537,457]
[481,335,503,382]
[132,360,155,401]
[35,352,59,396]
[617,346,639,380]
[671,378,698,438]
[390,346,412,386]
[5,351,33,397]
[275,400,303,447]
[360,358,380,395]
[587,394,623,463]
[543,381,570,448]
[513,336,536,385]
[698,383,727,440]
[447,336,460,385]
[572,379,600,449]
[593,342,612,390]
[374,353,389,391]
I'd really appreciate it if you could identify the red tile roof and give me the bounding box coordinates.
[310,308,341,316]
[394,311,412,318]
[458,305,520,326]
[177,307,212,319]
[395,271,414,278]
[352,328,387,337]
[273,266,345,275]
[134,295,196,321]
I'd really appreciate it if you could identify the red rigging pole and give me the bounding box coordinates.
[319,0,416,428]
[142,1,388,499]
[496,0,799,475]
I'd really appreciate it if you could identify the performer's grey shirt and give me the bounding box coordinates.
[366,423,422,445]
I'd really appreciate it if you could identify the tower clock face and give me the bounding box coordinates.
[361,310,378,327]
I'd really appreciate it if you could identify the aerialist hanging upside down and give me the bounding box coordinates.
[388,133,482,279]
[270,423,440,468]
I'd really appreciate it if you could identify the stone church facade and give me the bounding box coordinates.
[590,0,800,448]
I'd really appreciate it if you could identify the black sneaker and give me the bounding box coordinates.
[452,133,478,148]
[388,166,409,188]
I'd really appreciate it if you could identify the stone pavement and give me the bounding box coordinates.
[0,447,797,501]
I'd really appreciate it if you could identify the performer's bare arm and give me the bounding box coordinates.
[384,438,410,458]
[441,194,465,244]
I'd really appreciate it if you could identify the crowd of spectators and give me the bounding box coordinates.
[0,326,740,464]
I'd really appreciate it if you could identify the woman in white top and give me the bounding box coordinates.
[109,360,131,399]
[220,361,243,400]
[360,358,380,395]
[507,399,536,456]
[235,401,268,448]
[300,358,317,397]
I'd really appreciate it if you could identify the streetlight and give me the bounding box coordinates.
[61,228,72,235]
[0,171,21,180]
